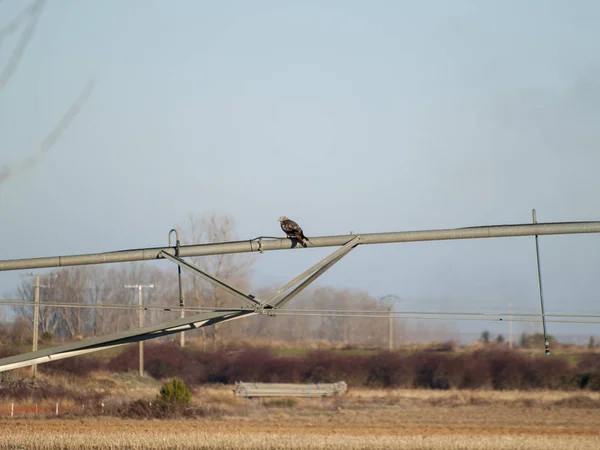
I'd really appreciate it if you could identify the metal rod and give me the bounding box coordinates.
[0,309,255,373]
[266,236,361,306]
[169,229,185,347]
[532,210,550,355]
[159,251,263,308]
[1,221,600,272]
[273,253,352,309]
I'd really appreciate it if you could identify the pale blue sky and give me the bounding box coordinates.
[1,0,600,339]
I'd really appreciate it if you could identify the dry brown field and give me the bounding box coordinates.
[1,387,600,449]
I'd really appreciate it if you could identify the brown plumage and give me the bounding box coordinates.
[278,216,310,247]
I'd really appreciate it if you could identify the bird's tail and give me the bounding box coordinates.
[301,233,311,245]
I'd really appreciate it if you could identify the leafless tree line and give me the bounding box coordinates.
[2,213,457,349]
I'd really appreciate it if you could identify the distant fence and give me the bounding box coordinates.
[234,381,347,399]
[0,402,104,417]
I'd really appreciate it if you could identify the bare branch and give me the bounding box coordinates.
[0,2,37,43]
[0,78,95,186]
[0,0,45,92]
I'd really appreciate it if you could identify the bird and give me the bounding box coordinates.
[278,216,310,247]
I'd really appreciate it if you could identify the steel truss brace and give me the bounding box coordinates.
[266,235,361,309]
[158,250,264,309]
[0,309,256,373]
[159,235,362,312]
[0,236,361,373]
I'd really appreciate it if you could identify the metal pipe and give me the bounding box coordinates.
[1,221,600,272]
[169,229,186,347]
[0,309,255,373]
[532,210,551,355]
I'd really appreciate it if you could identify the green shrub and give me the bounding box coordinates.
[159,378,191,404]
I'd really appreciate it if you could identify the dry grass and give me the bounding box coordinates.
[3,379,600,448]
[345,387,600,405]
[2,387,600,449]
[0,430,598,450]
[0,416,599,449]
[195,385,600,412]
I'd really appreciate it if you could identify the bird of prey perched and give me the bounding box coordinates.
[278,216,311,247]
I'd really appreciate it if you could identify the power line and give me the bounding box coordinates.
[0,299,231,313]
[272,308,600,319]
[268,311,600,325]
[1,299,600,324]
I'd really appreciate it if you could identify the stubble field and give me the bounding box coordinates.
[1,387,599,449]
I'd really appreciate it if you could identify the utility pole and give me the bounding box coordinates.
[20,273,55,379]
[124,284,154,377]
[508,302,513,349]
[380,295,402,351]
[388,306,393,351]
[32,275,40,378]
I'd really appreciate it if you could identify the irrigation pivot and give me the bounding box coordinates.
[1,218,599,372]
[1,221,600,272]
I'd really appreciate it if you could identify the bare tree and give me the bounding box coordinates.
[13,274,60,337]
[178,212,257,350]
[12,268,92,339]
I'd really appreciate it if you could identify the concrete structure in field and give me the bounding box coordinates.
[1,215,599,372]
[234,381,348,398]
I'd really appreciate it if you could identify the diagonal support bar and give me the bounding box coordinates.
[270,236,362,302]
[272,253,348,309]
[266,236,362,308]
[0,237,361,373]
[0,309,255,373]
[159,251,263,308]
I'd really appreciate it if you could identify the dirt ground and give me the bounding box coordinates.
[1,399,600,449]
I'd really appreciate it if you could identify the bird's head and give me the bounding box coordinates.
[278,216,288,223]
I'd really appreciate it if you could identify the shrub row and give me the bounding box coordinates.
[103,343,600,391]
[5,341,599,391]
